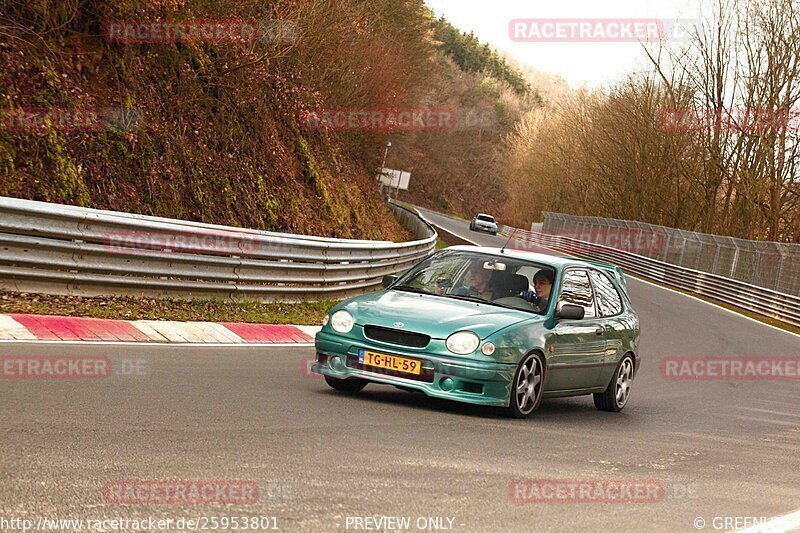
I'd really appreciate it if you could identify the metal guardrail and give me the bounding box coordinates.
[499,225,800,328]
[541,212,800,297]
[0,197,437,301]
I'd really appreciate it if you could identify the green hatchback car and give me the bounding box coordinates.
[312,246,640,418]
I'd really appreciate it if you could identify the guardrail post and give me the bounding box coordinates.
[729,242,740,280]
[751,252,761,286]
[678,234,687,267]
[662,230,671,262]
[775,252,785,292]
[711,240,721,274]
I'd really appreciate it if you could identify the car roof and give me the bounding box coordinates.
[476,213,494,217]
[445,245,609,269]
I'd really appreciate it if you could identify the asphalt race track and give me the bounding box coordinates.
[1,208,799,532]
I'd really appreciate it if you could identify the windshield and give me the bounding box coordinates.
[477,215,495,223]
[393,250,555,314]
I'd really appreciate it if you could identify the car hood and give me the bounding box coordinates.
[341,289,536,339]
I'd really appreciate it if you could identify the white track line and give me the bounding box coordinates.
[422,209,800,340]
[414,208,482,247]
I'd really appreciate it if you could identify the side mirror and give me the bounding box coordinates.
[382,275,399,288]
[556,302,585,320]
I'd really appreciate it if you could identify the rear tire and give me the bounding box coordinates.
[505,352,545,418]
[325,375,367,393]
[594,354,634,412]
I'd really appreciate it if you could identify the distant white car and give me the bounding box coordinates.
[470,213,498,235]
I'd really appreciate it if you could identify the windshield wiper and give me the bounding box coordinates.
[445,294,536,312]
[392,285,435,295]
[445,294,489,304]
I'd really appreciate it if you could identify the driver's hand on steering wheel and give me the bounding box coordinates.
[519,290,541,304]
[435,277,452,295]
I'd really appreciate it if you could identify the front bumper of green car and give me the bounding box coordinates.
[313,329,517,407]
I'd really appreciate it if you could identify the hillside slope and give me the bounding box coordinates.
[0,0,435,240]
[0,1,544,236]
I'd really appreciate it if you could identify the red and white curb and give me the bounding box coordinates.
[0,314,320,344]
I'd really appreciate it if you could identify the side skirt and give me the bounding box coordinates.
[543,387,607,398]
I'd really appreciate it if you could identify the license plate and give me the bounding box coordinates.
[358,349,422,375]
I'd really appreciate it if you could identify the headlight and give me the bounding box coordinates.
[330,310,354,333]
[446,331,480,355]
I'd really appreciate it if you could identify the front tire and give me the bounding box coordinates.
[505,352,545,418]
[594,354,634,412]
[325,375,367,393]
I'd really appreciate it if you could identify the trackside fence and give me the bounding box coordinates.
[541,212,800,296]
[498,223,800,328]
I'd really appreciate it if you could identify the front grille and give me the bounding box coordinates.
[363,325,430,348]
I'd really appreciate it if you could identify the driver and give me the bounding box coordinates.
[520,269,554,311]
[452,262,494,300]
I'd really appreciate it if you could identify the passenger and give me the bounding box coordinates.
[520,269,554,311]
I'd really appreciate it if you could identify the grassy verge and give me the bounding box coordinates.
[0,292,336,325]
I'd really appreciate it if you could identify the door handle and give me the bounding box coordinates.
[595,327,604,336]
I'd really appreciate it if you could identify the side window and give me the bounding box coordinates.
[559,269,596,318]
[589,270,623,316]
